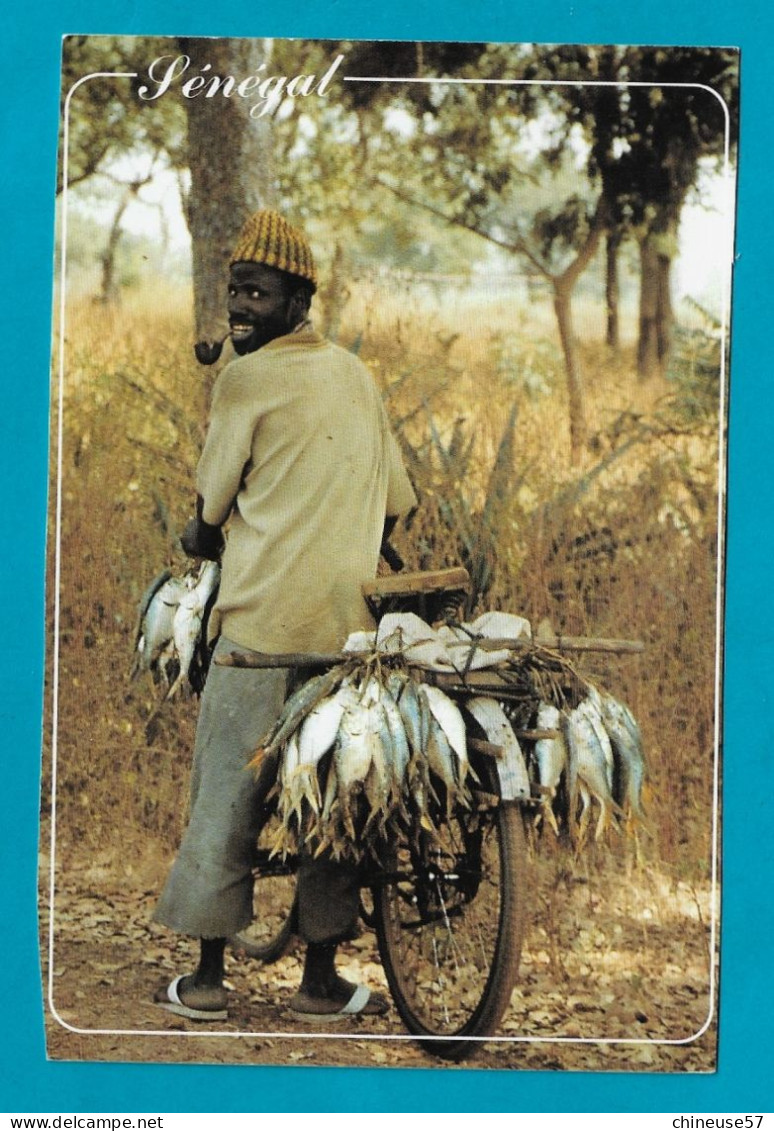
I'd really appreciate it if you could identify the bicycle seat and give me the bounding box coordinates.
[362,567,470,622]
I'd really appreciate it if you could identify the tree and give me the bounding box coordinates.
[59,36,186,194]
[618,50,737,378]
[520,45,738,377]
[313,40,607,462]
[60,36,277,337]
[176,38,276,339]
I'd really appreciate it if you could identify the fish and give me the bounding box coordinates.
[594,690,648,824]
[424,712,460,815]
[564,699,619,841]
[163,562,221,698]
[334,686,380,838]
[465,696,530,800]
[385,671,407,703]
[397,680,435,831]
[422,684,469,779]
[363,700,394,828]
[297,691,347,765]
[167,592,205,698]
[397,677,424,757]
[534,702,567,793]
[133,573,188,680]
[132,568,172,663]
[320,755,339,825]
[277,732,303,826]
[379,683,411,792]
[251,663,352,767]
[533,701,567,835]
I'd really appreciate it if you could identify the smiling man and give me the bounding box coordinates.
[153,209,416,1022]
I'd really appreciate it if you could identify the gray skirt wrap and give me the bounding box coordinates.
[153,636,359,942]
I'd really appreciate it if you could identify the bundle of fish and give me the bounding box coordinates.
[250,660,474,863]
[130,561,220,698]
[529,684,647,842]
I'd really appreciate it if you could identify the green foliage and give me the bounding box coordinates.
[665,325,723,424]
[60,36,187,194]
[492,333,561,399]
[532,195,595,267]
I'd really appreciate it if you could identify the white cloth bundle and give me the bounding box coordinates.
[343,610,532,673]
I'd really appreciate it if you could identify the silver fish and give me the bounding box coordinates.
[423,684,469,779]
[398,681,434,831]
[565,700,618,840]
[385,671,407,703]
[277,732,304,826]
[363,701,394,827]
[534,701,567,835]
[425,715,459,813]
[166,593,204,698]
[163,562,221,698]
[334,688,381,838]
[595,690,647,823]
[534,702,567,794]
[379,684,411,791]
[298,691,347,766]
[466,696,530,800]
[397,677,424,757]
[254,664,352,764]
[335,692,376,785]
[320,755,339,823]
[135,574,187,678]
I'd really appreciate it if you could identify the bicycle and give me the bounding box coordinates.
[225,568,531,1061]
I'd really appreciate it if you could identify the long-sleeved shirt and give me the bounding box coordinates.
[197,325,417,654]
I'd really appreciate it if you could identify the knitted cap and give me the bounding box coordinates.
[230,210,317,293]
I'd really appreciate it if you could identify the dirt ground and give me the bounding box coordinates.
[40,832,718,1075]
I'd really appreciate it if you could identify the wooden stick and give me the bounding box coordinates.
[468,736,505,761]
[362,567,470,597]
[215,650,347,668]
[214,635,644,670]
[501,636,644,655]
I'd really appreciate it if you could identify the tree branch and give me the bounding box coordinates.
[376,176,552,278]
[556,196,609,290]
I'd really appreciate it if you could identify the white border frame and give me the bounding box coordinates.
[48,50,734,1050]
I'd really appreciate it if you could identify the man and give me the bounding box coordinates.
[153,209,417,1021]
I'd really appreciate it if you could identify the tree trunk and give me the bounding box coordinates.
[178,37,276,340]
[553,279,587,465]
[656,252,673,369]
[98,191,131,305]
[637,235,660,379]
[637,218,677,379]
[605,230,621,352]
[321,241,349,342]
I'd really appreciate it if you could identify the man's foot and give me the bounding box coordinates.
[154,974,228,1021]
[289,975,390,1018]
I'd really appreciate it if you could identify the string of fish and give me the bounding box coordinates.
[249,655,474,863]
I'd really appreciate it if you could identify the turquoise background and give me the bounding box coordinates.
[2,0,770,1114]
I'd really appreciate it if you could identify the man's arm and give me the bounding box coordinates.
[181,495,225,560]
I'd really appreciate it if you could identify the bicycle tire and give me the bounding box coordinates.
[229,815,298,964]
[374,762,529,1061]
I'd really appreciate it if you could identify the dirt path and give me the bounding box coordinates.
[40,838,717,1074]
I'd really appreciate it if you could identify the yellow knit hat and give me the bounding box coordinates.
[230,209,318,293]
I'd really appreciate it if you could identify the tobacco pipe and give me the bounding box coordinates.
[194,331,233,366]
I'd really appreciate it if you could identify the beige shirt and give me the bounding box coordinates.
[197,327,417,654]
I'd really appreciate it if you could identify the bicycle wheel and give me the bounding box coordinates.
[374,765,528,1061]
[229,814,298,964]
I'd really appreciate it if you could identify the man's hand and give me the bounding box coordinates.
[181,496,224,560]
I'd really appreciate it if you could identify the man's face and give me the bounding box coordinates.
[228,261,297,355]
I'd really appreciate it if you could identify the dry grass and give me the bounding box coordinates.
[45,279,721,890]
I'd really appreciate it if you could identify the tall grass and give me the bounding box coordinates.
[45,280,721,880]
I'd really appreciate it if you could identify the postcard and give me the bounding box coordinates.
[42,35,737,1073]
